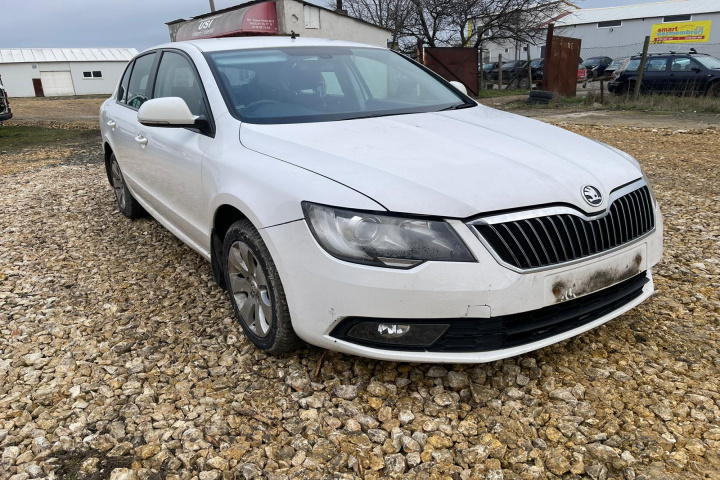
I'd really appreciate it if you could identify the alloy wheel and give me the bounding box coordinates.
[227,241,273,337]
[111,161,126,210]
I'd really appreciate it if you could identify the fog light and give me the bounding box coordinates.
[344,321,449,347]
[378,324,410,337]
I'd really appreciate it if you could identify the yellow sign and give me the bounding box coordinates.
[651,21,712,44]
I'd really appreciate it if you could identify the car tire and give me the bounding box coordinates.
[529,90,554,100]
[110,154,146,219]
[223,219,302,353]
[518,77,531,90]
[707,82,720,97]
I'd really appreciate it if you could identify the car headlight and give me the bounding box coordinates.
[302,202,475,269]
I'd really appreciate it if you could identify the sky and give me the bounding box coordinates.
[3,0,668,51]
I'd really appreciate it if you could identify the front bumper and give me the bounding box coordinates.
[263,205,663,363]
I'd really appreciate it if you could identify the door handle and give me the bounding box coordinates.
[135,135,148,147]
[106,120,116,131]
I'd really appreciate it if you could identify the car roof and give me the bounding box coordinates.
[140,36,384,55]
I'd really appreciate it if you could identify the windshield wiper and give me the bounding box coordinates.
[439,103,475,111]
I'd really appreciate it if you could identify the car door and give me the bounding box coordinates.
[642,57,670,93]
[107,52,159,198]
[669,57,705,95]
[136,49,214,248]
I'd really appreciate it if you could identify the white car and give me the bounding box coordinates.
[100,37,663,363]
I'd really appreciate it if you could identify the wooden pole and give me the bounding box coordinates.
[526,44,532,91]
[600,79,605,105]
[542,23,554,91]
[634,36,651,100]
[417,39,423,64]
[498,53,503,90]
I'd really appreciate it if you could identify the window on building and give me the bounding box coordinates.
[83,71,103,79]
[522,46,528,52]
[598,20,622,28]
[83,71,92,78]
[664,15,691,23]
[504,48,510,53]
[304,5,320,29]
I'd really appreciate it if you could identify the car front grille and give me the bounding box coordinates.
[472,185,655,270]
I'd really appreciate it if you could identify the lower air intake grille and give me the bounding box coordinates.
[331,272,649,353]
[473,186,655,270]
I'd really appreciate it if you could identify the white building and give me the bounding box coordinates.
[167,0,391,47]
[484,0,720,63]
[0,48,138,97]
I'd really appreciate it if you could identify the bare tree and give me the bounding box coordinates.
[332,0,565,51]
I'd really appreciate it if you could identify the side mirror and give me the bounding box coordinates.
[137,97,198,127]
[449,81,468,95]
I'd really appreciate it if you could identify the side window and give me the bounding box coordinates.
[126,53,156,109]
[671,57,695,72]
[153,51,206,116]
[646,58,668,72]
[117,62,133,104]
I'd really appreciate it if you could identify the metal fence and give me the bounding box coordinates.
[581,42,720,61]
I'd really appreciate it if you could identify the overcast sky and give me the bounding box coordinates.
[4,0,663,51]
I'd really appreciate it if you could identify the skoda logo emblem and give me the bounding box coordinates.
[582,185,603,206]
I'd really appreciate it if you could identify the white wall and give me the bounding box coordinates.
[69,62,128,95]
[277,0,390,47]
[0,63,40,97]
[0,60,129,97]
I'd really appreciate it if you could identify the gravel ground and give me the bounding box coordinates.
[1,123,719,480]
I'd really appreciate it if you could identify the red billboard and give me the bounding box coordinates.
[174,2,278,41]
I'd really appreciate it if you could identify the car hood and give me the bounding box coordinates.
[239,106,642,218]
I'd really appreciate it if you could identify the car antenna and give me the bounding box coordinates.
[690,47,697,54]
[291,30,297,40]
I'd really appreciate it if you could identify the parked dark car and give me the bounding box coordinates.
[582,56,613,80]
[609,52,720,96]
[489,60,528,84]
[0,76,12,122]
[604,57,628,79]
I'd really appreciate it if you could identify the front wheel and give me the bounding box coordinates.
[223,220,302,353]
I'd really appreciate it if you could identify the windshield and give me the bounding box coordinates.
[583,58,601,66]
[609,58,624,67]
[530,59,543,67]
[206,47,473,124]
[501,61,521,70]
[695,55,720,69]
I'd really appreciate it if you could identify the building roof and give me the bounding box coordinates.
[557,0,718,26]
[0,48,138,64]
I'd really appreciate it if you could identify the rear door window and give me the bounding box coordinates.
[646,58,668,72]
[117,63,132,104]
[126,53,157,109]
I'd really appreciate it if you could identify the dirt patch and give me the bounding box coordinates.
[4,96,106,129]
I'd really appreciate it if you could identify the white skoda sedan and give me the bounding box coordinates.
[100,37,663,363]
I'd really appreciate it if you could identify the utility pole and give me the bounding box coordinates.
[634,36,651,99]
[209,0,216,12]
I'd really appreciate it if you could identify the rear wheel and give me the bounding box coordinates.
[518,77,531,90]
[110,154,145,219]
[707,82,720,97]
[223,219,302,353]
